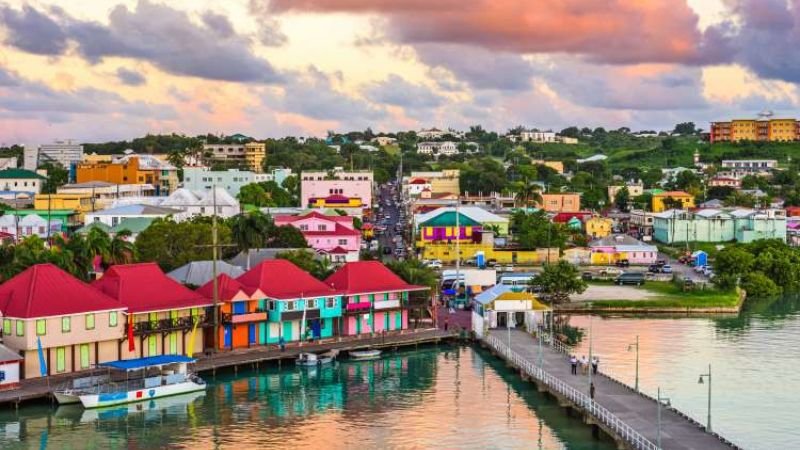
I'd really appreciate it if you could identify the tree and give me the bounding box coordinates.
[529,260,587,304]
[230,211,273,251]
[270,225,308,248]
[276,249,333,279]
[511,210,568,250]
[386,259,438,290]
[40,162,69,194]
[714,247,755,289]
[741,272,780,298]
[614,186,631,212]
[514,178,543,208]
[109,230,136,264]
[135,217,233,271]
[559,126,580,138]
[673,122,697,135]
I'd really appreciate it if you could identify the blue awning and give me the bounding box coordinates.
[99,355,196,371]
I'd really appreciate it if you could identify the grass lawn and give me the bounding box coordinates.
[587,282,741,309]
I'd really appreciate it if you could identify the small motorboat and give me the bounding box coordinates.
[296,351,335,367]
[349,349,382,361]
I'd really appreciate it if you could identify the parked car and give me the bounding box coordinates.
[425,259,443,269]
[615,259,630,268]
[661,265,673,274]
[600,267,624,277]
[615,272,645,286]
[648,264,661,273]
[464,258,477,266]
[703,266,714,277]
[486,259,498,267]
[694,265,706,273]
[503,264,514,272]
[582,272,594,281]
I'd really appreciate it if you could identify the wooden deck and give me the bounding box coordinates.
[483,329,739,450]
[0,328,455,408]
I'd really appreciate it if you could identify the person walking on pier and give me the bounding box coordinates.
[580,355,588,375]
[570,355,578,375]
[591,356,599,375]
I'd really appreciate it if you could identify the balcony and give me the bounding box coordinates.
[222,311,269,324]
[345,302,371,313]
[129,315,211,335]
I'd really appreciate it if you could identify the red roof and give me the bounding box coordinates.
[302,223,360,236]
[324,261,428,295]
[93,263,211,313]
[196,274,246,301]
[325,246,350,254]
[409,178,428,185]
[0,264,123,318]
[275,211,353,224]
[237,260,339,300]
[553,211,593,223]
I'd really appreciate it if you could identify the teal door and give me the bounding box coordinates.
[356,316,362,334]
[395,312,402,330]
[258,322,267,345]
[283,321,294,341]
[384,313,390,331]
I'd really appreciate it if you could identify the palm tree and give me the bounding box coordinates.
[230,211,274,251]
[47,234,80,278]
[109,230,137,265]
[85,227,111,269]
[515,178,543,208]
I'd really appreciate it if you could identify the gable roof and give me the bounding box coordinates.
[91,204,182,216]
[324,261,428,295]
[167,260,245,286]
[237,259,339,300]
[76,221,112,234]
[415,206,508,226]
[419,211,481,227]
[0,168,46,180]
[302,222,361,236]
[0,264,123,319]
[92,263,211,313]
[196,273,248,301]
[110,217,155,234]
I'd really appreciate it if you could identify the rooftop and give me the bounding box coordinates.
[0,168,46,180]
[237,259,339,300]
[324,261,428,295]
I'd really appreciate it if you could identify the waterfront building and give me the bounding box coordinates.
[0,169,45,195]
[198,274,268,349]
[273,211,361,262]
[85,204,184,227]
[300,168,373,210]
[0,344,22,389]
[538,193,581,213]
[472,284,550,337]
[92,263,213,358]
[0,264,126,379]
[652,208,787,244]
[651,191,695,213]
[325,261,428,337]
[236,260,342,343]
[589,234,658,265]
[710,118,799,143]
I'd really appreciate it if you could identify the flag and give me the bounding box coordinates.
[187,312,200,357]
[36,337,47,377]
[127,314,135,352]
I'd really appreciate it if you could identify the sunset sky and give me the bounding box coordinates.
[1,0,799,144]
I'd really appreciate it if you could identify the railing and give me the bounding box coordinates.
[484,334,659,450]
[130,315,210,334]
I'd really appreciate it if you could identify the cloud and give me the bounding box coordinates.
[365,75,443,109]
[268,0,706,65]
[415,43,535,92]
[0,1,282,83]
[248,0,288,46]
[0,5,68,55]
[116,67,146,86]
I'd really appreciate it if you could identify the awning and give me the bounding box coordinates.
[99,355,196,371]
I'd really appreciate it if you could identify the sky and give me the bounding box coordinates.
[1,0,799,144]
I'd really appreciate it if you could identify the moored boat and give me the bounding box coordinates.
[296,351,336,367]
[54,355,205,409]
[349,349,382,361]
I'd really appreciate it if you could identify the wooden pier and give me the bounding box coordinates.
[481,329,739,450]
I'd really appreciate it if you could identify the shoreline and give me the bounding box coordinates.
[555,288,747,315]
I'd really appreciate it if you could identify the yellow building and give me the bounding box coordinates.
[409,170,460,195]
[531,160,564,174]
[34,193,95,220]
[651,191,695,212]
[77,155,178,194]
[585,216,613,238]
[711,118,798,142]
[769,119,797,141]
[308,196,363,208]
[244,142,266,173]
[419,242,558,265]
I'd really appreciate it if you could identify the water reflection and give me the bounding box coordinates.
[0,346,615,450]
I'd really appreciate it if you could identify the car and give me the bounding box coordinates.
[648,264,661,273]
[503,264,514,272]
[656,259,667,266]
[486,259,498,267]
[615,272,645,286]
[600,267,624,277]
[661,265,673,274]
[694,265,706,273]
[426,260,443,269]
[703,267,714,277]
[615,259,630,268]
[581,272,594,281]
[464,258,477,266]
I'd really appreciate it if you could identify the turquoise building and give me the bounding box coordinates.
[653,208,786,244]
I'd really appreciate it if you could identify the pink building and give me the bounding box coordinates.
[300,170,373,209]
[324,261,428,336]
[274,211,361,262]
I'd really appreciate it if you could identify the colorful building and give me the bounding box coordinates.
[473,284,550,336]
[538,193,581,213]
[585,216,613,238]
[419,243,557,265]
[651,191,695,213]
[92,263,213,358]
[406,170,460,195]
[0,264,126,379]
[710,118,799,143]
[274,211,362,262]
[589,235,658,265]
[414,206,509,240]
[198,274,268,350]
[0,168,45,195]
[34,193,95,221]
[300,169,373,210]
[653,209,787,244]
[77,154,178,194]
[237,260,342,343]
[324,261,428,337]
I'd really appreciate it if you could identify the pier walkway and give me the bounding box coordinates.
[483,329,738,450]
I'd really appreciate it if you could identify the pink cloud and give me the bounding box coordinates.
[269,0,705,64]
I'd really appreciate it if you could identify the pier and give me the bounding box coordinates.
[0,328,455,408]
[481,329,739,450]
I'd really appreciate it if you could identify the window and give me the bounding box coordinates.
[2,319,9,335]
[109,312,118,327]
[61,317,71,332]
[299,224,308,231]
[268,300,275,311]
[306,299,316,309]
[285,301,295,311]
[85,313,95,330]
[16,320,24,336]
[36,319,47,336]
[318,224,327,231]
[338,239,347,245]
[326,298,336,308]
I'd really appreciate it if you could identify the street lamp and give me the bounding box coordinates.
[698,364,712,432]
[657,387,671,449]
[627,335,639,392]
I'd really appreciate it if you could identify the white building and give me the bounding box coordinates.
[416,141,458,156]
[417,128,447,139]
[57,181,156,210]
[720,159,778,174]
[0,157,17,170]
[160,187,240,218]
[24,141,84,170]
[182,168,271,197]
[85,204,184,227]
[371,136,397,146]
[202,142,266,172]
[0,169,45,195]
[0,214,62,240]
[520,131,557,143]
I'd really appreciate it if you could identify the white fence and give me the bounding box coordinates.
[483,334,659,450]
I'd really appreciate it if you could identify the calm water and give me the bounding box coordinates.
[0,346,615,450]
[568,294,800,450]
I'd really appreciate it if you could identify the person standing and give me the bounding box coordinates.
[444,318,449,331]
[590,382,596,400]
[570,355,578,375]
[580,355,588,375]
[279,336,286,352]
[592,356,599,375]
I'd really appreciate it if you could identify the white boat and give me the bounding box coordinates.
[54,355,206,409]
[54,374,111,405]
[296,351,336,367]
[349,349,382,361]
[56,390,206,423]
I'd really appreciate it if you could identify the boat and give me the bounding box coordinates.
[296,350,337,367]
[53,355,206,409]
[54,373,111,405]
[56,390,206,423]
[349,349,382,361]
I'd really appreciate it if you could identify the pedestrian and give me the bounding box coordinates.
[279,336,286,352]
[580,355,588,375]
[592,356,599,375]
[570,355,578,375]
[444,318,449,331]
[590,382,596,400]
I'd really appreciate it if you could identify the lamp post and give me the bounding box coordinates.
[588,315,593,393]
[698,364,712,432]
[627,335,639,392]
[657,387,671,449]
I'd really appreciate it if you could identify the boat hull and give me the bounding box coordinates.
[54,392,82,405]
[296,357,333,367]
[79,381,206,409]
[350,350,382,361]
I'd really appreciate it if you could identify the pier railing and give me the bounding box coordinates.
[484,334,659,450]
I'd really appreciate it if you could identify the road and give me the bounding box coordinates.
[374,181,408,262]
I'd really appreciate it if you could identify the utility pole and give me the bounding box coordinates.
[211,186,219,353]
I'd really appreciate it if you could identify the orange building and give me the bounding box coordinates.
[538,193,581,213]
[77,157,152,185]
[198,274,267,350]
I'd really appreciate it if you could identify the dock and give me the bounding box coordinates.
[0,328,455,408]
[481,329,739,450]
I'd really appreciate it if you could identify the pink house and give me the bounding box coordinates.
[300,170,373,209]
[274,211,361,262]
[324,261,429,336]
